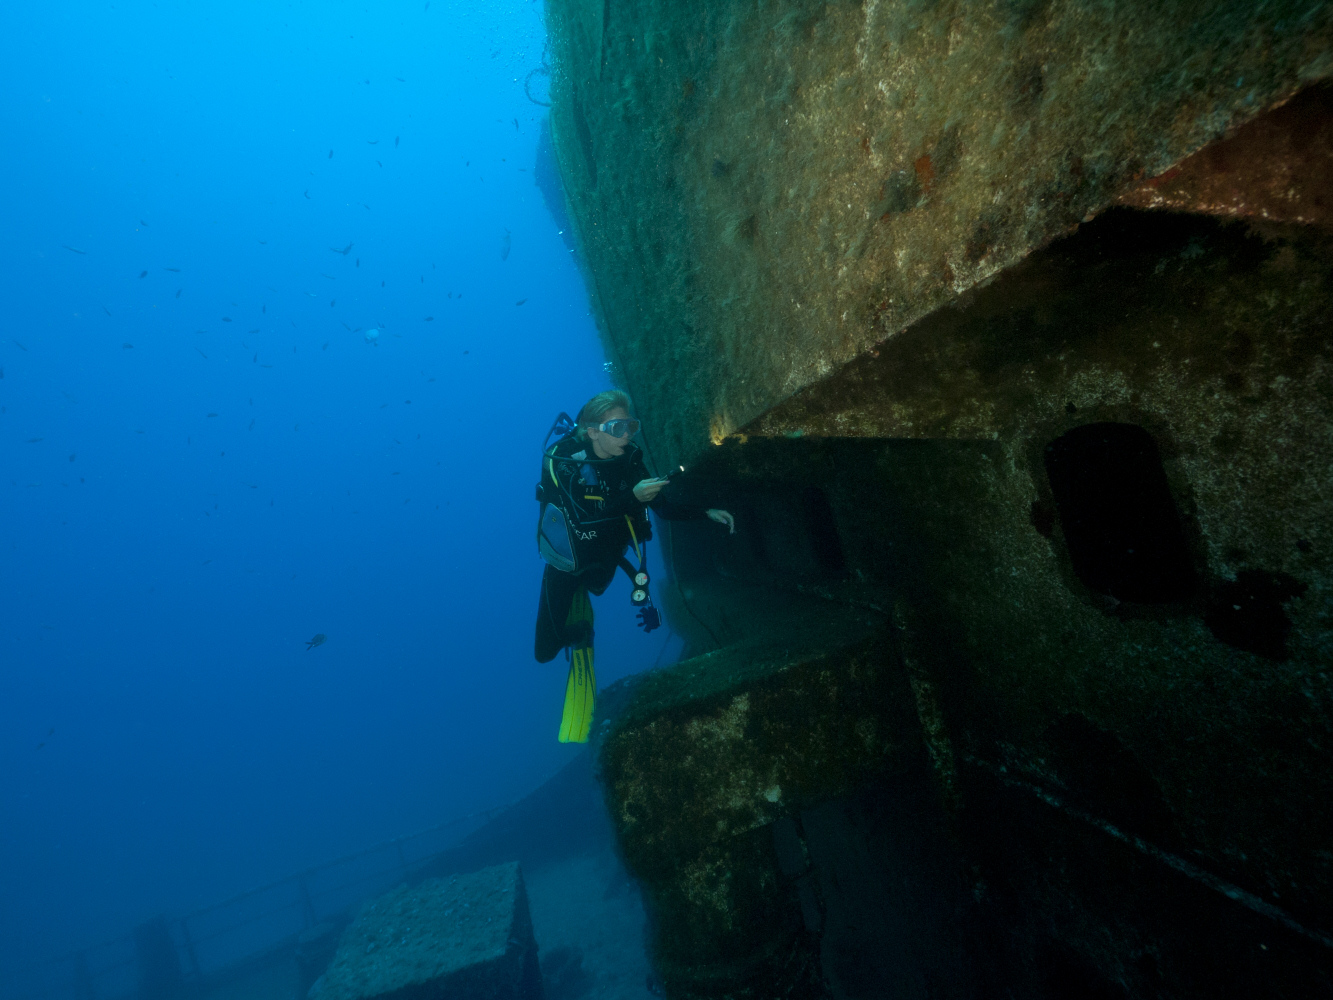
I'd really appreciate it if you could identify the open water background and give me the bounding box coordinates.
[0,0,668,975]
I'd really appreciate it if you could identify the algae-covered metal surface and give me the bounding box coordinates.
[545,0,1332,466]
[309,863,540,1000]
[587,206,1333,996]
[546,1,1333,995]
[598,608,925,997]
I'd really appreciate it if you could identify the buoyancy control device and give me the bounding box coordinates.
[535,412,661,632]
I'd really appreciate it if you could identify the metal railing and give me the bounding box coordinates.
[4,805,504,1000]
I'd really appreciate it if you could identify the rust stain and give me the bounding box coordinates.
[1145,166,1182,188]
[1118,82,1333,226]
[914,154,935,193]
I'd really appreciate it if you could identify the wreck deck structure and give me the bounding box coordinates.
[543,0,1333,996]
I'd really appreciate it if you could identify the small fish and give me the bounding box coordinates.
[322,342,329,350]
[259,240,268,245]
[262,305,266,314]
[122,343,133,349]
[321,273,336,280]
[367,140,378,145]
[363,204,370,210]
[253,352,257,362]
[248,328,260,333]
[62,245,87,254]
[331,243,353,255]
[26,438,43,443]
[196,347,208,359]
[376,160,382,167]
[395,77,405,83]
[206,412,218,418]
[355,258,360,267]
[303,190,311,199]
[424,316,434,321]
[516,298,527,306]
[140,219,149,226]
[304,291,317,297]
[327,149,333,159]
[103,306,112,316]
[513,118,519,131]
[395,136,400,147]
[164,267,180,272]
[222,316,232,322]
[139,270,148,278]
[341,322,351,330]
[330,299,336,307]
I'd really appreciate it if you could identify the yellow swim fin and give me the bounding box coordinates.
[558,589,595,743]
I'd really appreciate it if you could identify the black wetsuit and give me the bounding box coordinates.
[534,435,703,663]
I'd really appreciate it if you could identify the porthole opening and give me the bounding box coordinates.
[1043,423,1196,603]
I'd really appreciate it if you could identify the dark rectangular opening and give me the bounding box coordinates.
[1044,423,1196,603]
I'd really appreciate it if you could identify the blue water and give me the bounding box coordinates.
[0,0,665,975]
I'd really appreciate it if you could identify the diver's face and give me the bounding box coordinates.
[588,407,632,458]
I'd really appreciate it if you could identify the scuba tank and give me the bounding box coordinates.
[535,412,584,574]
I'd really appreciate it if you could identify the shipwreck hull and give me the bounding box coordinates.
[543,0,1333,995]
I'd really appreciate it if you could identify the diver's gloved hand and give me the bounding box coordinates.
[707,509,736,534]
[633,478,668,502]
[636,606,662,633]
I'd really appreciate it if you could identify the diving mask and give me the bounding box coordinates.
[597,418,640,439]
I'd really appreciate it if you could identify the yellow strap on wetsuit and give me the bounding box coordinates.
[625,516,641,562]
[545,446,559,489]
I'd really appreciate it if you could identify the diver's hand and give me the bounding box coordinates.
[707,509,736,534]
[634,477,667,502]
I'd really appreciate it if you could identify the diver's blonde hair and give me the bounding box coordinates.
[576,389,632,438]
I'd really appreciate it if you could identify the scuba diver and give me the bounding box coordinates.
[535,390,735,742]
